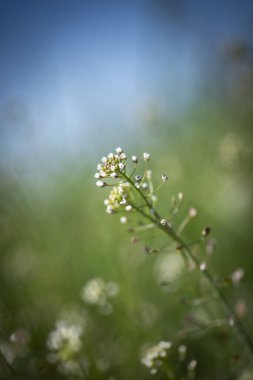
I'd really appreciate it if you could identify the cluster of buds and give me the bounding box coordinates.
[104,182,131,214]
[95,147,127,182]
[95,148,170,221]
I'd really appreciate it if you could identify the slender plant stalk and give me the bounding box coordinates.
[123,172,253,363]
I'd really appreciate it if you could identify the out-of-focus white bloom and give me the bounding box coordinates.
[187,359,197,371]
[189,207,197,218]
[46,319,85,376]
[232,268,244,284]
[47,320,83,354]
[120,216,127,224]
[81,278,119,310]
[160,219,168,226]
[132,155,138,163]
[143,152,150,161]
[141,341,172,372]
[178,345,187,361]
[199,262,207,271]
[125,205,132,212]
[81,278,106,306]
[154,253,184,283]
[178,192,184,201]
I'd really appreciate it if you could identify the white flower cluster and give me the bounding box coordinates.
[47,320,84,376]
[104,182,131,214]
[95,147,127,180]
[81,278,119,314]
[141,341,172,374]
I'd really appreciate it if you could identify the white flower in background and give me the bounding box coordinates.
[232,268,244,284]
[46,319,85,377]
[81,278,106,306]
[47,320,83,354]
[131,155,138,163]
[141,341,172,372]
[81,278,119,313]
[154,253,184,284]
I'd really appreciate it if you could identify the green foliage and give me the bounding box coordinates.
[0,102,253,379]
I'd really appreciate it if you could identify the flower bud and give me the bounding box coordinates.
[143,152,150,161]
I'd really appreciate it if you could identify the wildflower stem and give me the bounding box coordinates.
[127,177,253,362]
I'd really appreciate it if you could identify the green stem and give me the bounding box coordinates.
[126,174,253,362]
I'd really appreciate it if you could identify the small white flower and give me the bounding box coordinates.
[110,172,117,178]
[132,155,138,163]
[94,173,101,178]
[120,198,127,205]
[199,262,207,271]
[96,181,106,187]
[101,157,107,163]
[178,345,187,360]
[178,192,184,201]
[120,152,127,160]
[160,219,168,226]
[104,199,109,205]
[189,207,197,218]
[125,205,132,212]
[143,152,150,161]
[116,147,123,154]
[106,205,114,214]
[141,182,148,190]
[232,268,244,284]
[120,216,127,224]
[158,341,172,350]
[118,162,125,170]
[108,153,114,159]
[187,360,197,371]
[151,195,158,202]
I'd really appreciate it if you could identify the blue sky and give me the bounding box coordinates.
[0,0,252,172]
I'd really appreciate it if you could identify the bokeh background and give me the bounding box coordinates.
[0,1,253,379]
